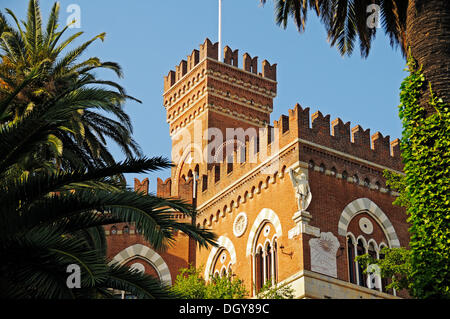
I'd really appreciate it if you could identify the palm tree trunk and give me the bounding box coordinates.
[406,0,450,114]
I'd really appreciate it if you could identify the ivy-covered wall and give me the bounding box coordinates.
[399,58,450,298]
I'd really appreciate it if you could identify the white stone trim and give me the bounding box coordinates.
[109,244,172,286]
[298,138,404,175]
[338,198,401,248]
[246,208,283,257]
[204,236,237,281]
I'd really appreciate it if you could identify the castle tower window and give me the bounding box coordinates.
[123,225,129,235]
[308,160,315,169]
[240,145,246,163]
[227,155,233,174]
[364,178,371,187]
[214,165,221,183]
[353,174,360,185]
[194,164,199,179]
[202,174,208,192]
[347,236,357,284]
[110,226,117,235]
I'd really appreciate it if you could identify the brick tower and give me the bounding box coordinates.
[106,39,410,299]
[161,38,278,206]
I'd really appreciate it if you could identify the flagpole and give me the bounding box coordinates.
[218,0,222,62]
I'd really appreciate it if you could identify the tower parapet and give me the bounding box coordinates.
[163,38,277,94]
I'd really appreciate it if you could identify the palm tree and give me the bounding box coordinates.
[0,0,142,175]
[260,0,450,113]
[0,78,216,298]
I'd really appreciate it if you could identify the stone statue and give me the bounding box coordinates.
[289,168,312,211]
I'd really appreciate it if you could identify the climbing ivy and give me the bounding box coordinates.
[398,57,450,298]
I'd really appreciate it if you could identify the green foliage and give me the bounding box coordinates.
[383,170,409,208]
[257,280,295,299]
[205,275,248,299]
[170,265,248,299]
[170,266,209,299]
[356,247,412,293]
[398,57,450,298]
[0,0,142,179]
[0,0,218,299]
[260,0,410,58]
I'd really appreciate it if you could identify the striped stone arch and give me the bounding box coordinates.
[246,208,283,257]
[173,144,203,181]
[204,236,237,280]
[338,198,400,248]
[109,244,172,286]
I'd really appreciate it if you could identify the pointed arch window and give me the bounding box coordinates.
[347,236,357,284]
[265,242,272,284]
[253,237,278,293]
[273,239,278,283]
[255,246,264,292]
[356,238,367,287]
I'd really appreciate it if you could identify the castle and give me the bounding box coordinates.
[105,39,409,299]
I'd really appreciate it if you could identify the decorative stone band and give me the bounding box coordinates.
[207,70,277,99]
[108,244,172,286]
[246,208,283,257]
[337,198,401,248]
[204,236,237,281]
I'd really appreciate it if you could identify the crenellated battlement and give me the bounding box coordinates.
[164,38,277,92]
[159,40,403,217]
[284,103,402,169]
[188,103,402,204]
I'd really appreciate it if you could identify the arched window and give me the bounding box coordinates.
[255,246,264,292]
[110,226,117,235]
[356,238,367,287]
[319,163,325,173]
[331,167,337,176]
[342,171,348,180]
[254,236,278,293]
[123,225,129,234]
[265,242,272,284]
[379,243,389,293]
[353,174,360,185]
[368,242,377,259]
[273,239,278,283]
[221,267,227,278]
[364,178,371,188]
[308,160,315,169]
[347,236,357,284]
[214,165,220,183]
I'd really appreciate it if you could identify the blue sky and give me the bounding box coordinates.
[3,0,407,192]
